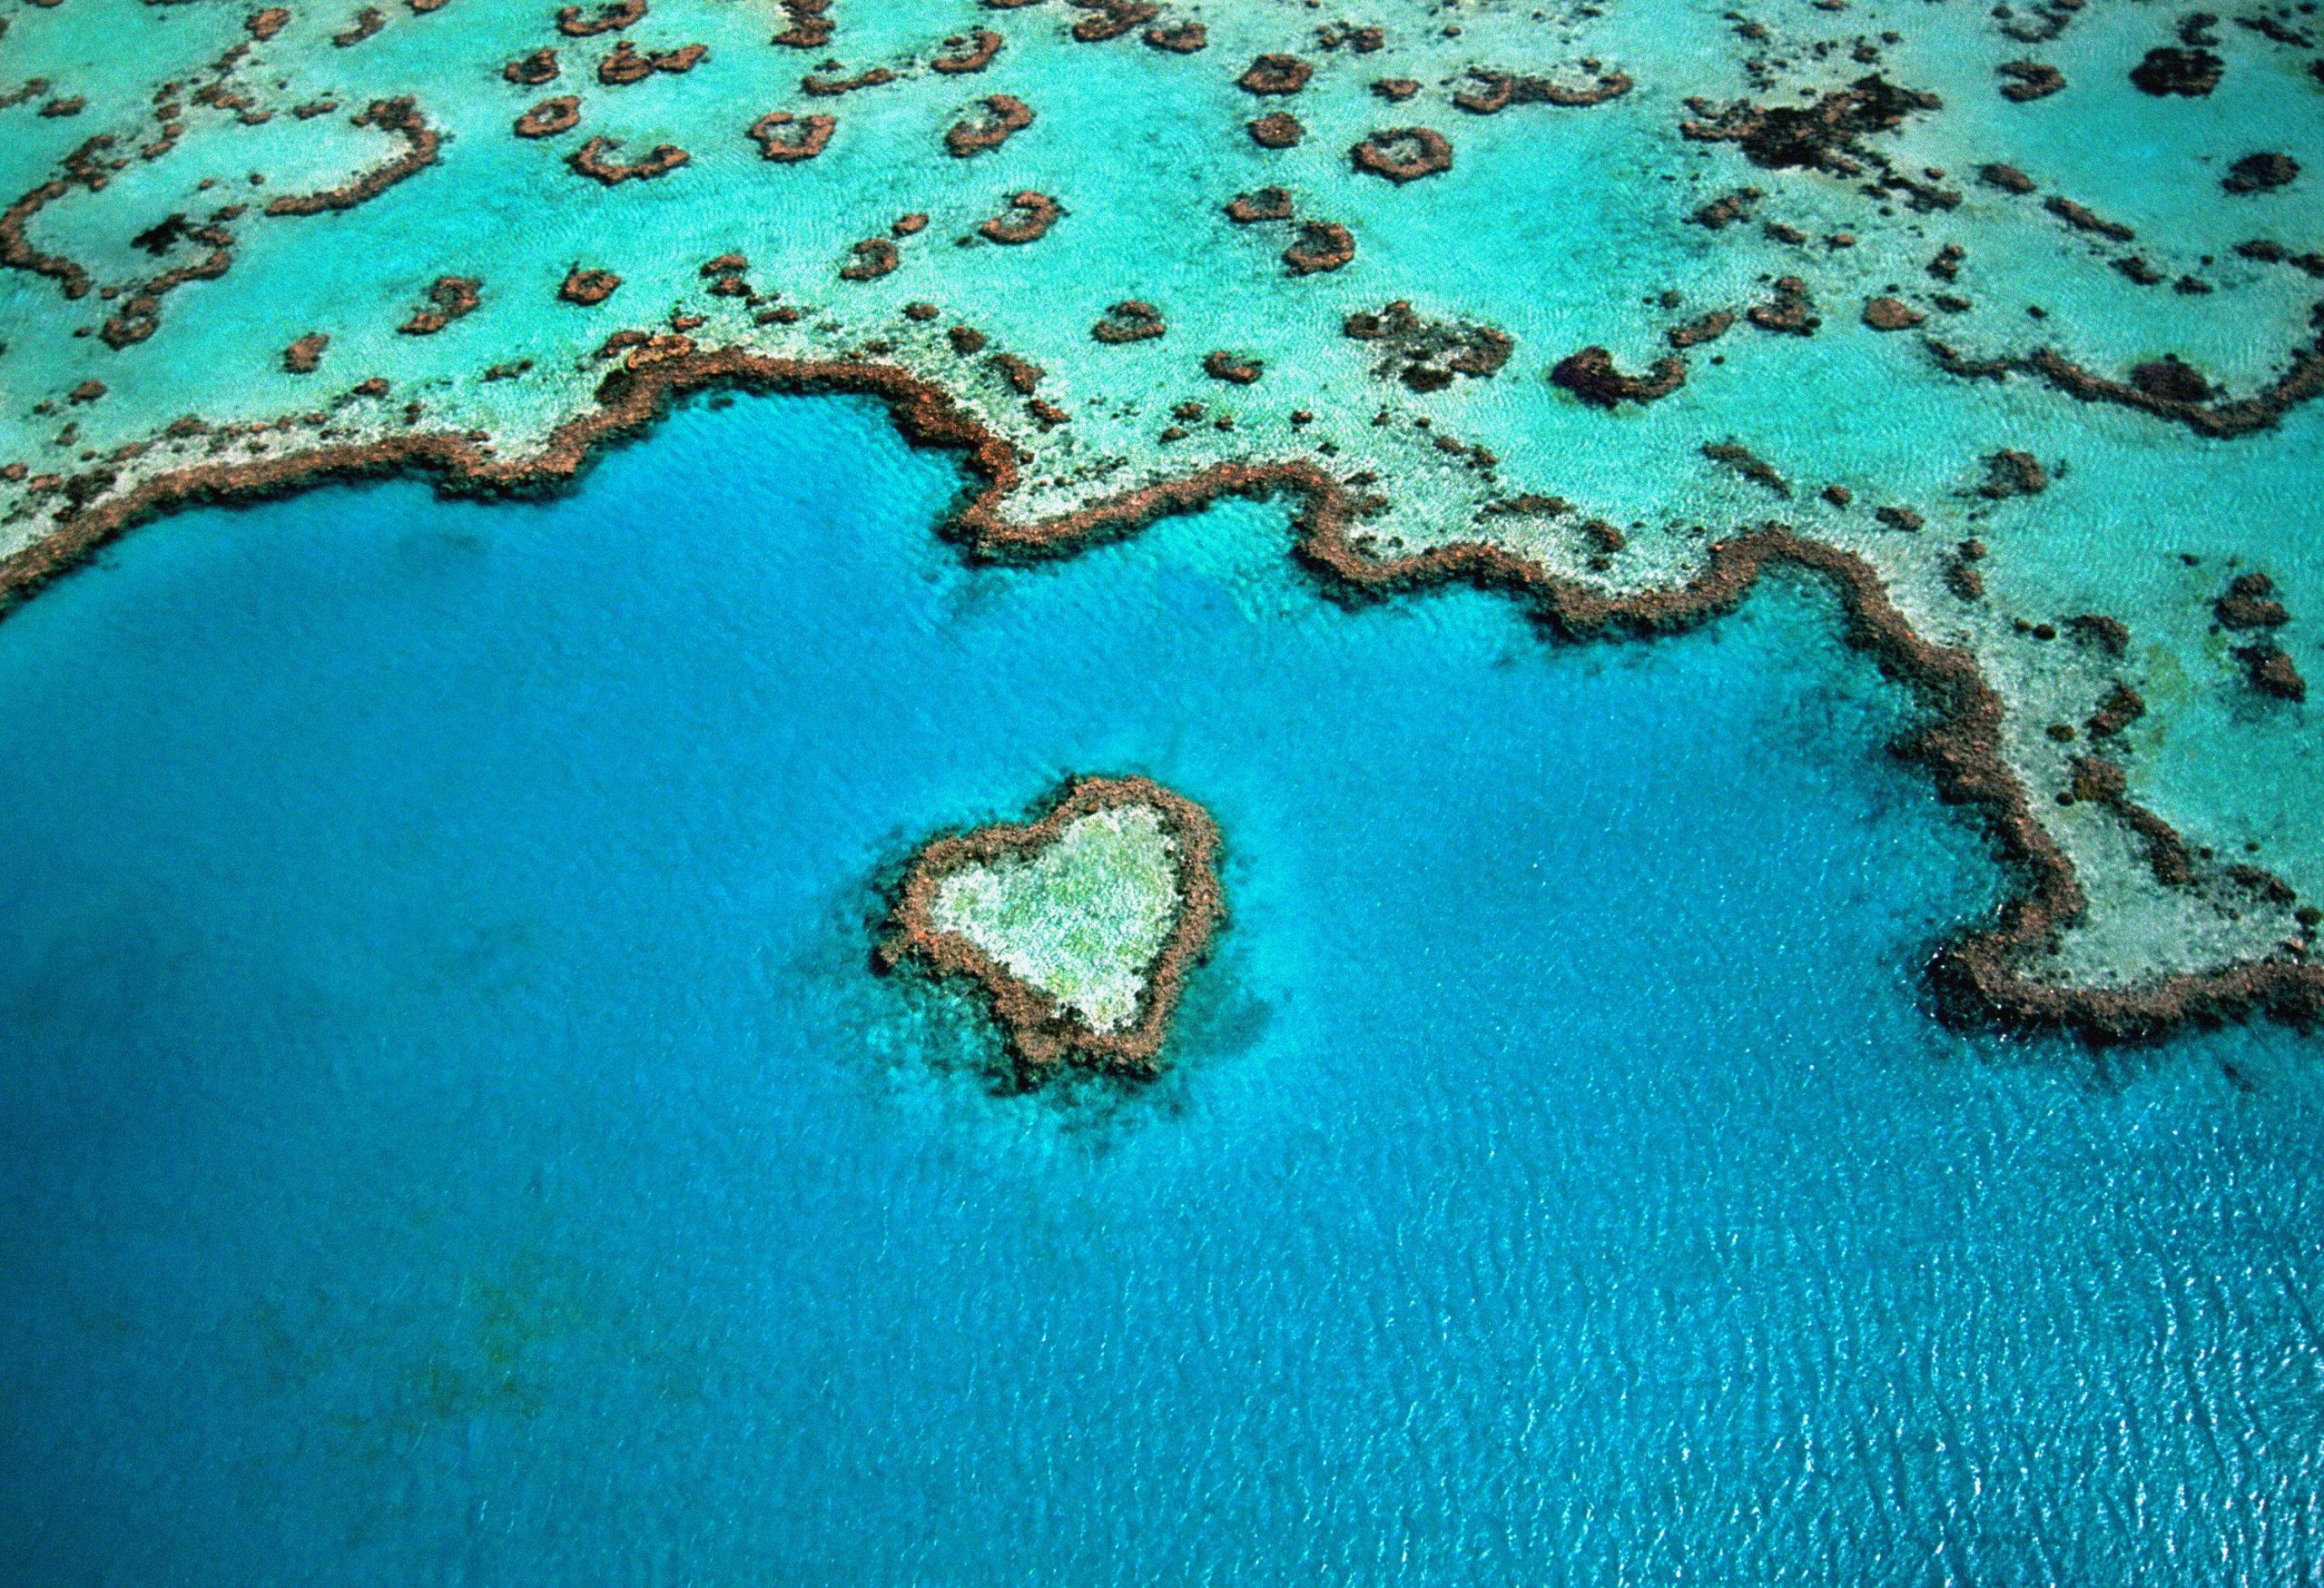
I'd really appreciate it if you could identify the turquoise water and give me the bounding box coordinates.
[2,394,2320,1583]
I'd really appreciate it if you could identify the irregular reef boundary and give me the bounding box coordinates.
[879,774,1225,1081]
[3,347,2316,1048]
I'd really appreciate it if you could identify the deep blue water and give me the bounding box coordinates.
[1,395,2320,1585]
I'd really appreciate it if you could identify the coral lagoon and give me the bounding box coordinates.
[2,0,2319,1039]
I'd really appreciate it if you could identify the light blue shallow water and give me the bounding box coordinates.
[1,395,2320,1585]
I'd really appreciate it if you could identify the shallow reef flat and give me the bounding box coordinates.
[0,0,2320,1041]
[882,774,1223,1082]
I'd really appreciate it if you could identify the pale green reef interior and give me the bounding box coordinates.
[2,0,2321,1000]
[927,801,1185,1033]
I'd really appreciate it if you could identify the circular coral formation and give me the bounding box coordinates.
[944,94,1035,157]
[931,28,1004,74]
[1225,186,1293,223]
[1202,350,1261,384]
[1350,126,1453,182]
[978,191,1062,245]
[748,110,834,163]
[514,95,581,138]
[1090,301,1165,343]
[1282,219,1353,274]
[503,48,559,85]
[566,135,689,183]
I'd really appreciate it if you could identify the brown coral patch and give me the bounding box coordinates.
[265,98,441,216]
[1090,300,1165,343]
[1069,1,1158,43]
[1691,187,1760,230]
[1748,277,1819,335]
[990,352,1044,392]
[1996,60,2064,102]
[1701,441,1790,497]
[932,29,1004,74]
[1930,320,2324,439]
[1668,311,1735,349]
[1863,296,1923,330]
[99,219,235,348]
[282,332,328,373]
[748,110,834,163]
[840,238,900,281]
[1143,20,1206,53]
[770,0,832,50]
[2216,571,2290,630]
[2130,46,2221,96]
[556,0,644,37]
[2238,644,2307,701]
[1247,111,1303,149]
[2086,682,2146,739]
[2224,153,2299,195]
[945,94,1034,157]
[332,7,383,46]
[398,274,479,335]
[504,48,559,85]
[1225,186,1293,223]
[599,42,705,84]
[978,191,1061,244]
[1350,126,1452,183]
[1203,350,1261,384]
[1344,301,1510,388]
[2044,193,2132,241]
[1551,346,1686,407]
[1452,65,1632,113]
[1979,449,2047,498]
[515,95,581,138]
[566,135,689,183]
[559,265,621,305]
[803,65,895,96]
[1679,75,1939,177]
[1239,53,1312,94]
[1,136,115,301]
[1282,219,1352,274]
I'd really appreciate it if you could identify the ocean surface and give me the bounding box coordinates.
[1,394,2320,1585]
